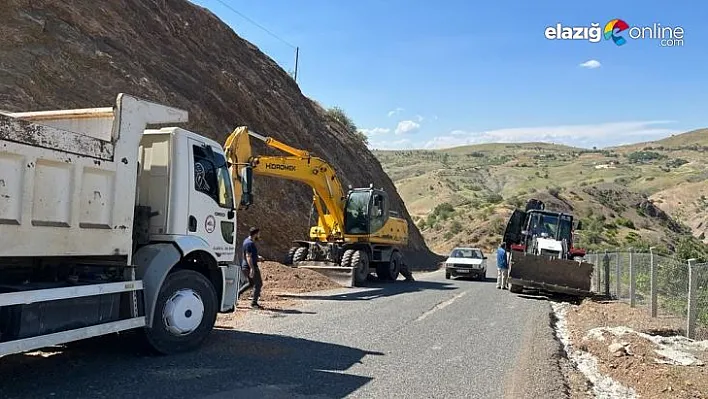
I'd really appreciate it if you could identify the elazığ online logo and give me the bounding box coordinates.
[604,19,630,45]
[545,19,684,47]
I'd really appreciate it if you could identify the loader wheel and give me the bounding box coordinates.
[341,249,355,267]
[293,247,308,263]
[351,250,370,286]
[284,246,299,265]
[377,251,401,281]
[144,269,217,355]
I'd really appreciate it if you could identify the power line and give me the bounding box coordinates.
[213,0,296,49]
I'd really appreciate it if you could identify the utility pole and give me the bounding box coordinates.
[293,47,299,83]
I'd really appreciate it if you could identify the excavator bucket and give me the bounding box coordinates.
[508,250,594,296]
[294,261,357,288]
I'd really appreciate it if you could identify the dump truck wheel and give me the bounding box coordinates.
[284,246,298,265]
[351,250,370,286]
[341,249,355,267]
[144,269,217,355]
[509,284,523,293]
[293,247,308,263]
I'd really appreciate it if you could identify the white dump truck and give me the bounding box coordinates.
[0,93,251,357]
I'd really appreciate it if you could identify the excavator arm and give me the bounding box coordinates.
[223,126,348,240]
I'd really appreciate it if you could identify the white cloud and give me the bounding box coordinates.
[395,120,421,135]
[579,59,602,69]
[387,107,404,117]
[423,121,678,150]
[368,138,414,150]
[415,115,424,122]
[359,127,390,137]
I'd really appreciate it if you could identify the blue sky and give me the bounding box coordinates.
[190,0,707,150]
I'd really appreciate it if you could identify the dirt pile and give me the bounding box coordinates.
[0,0,441,268]
[565,300,708,398]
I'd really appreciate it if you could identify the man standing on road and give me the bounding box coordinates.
[242,227,264,309]
[496,242,509,290]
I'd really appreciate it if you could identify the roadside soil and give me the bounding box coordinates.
[216,261,341,328]
[566,299,708,398]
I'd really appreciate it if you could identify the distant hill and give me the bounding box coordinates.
[374,129,708,255]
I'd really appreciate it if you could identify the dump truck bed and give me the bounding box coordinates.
[0,94,187,258]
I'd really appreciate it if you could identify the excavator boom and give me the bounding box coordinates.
[222,126,412,287]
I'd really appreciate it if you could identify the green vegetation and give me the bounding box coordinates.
[626,151,666,164]
[324,106,368,145]
[374,129,708,255]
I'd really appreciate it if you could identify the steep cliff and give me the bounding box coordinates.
[0,0,441,267]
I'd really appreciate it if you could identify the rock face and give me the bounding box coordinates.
[0,0,441,267]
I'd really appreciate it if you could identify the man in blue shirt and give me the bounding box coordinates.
[496,242,509,290]
[242,227,263,309]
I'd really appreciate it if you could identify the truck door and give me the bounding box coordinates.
[503,209,526,246]
[188,139,236,262]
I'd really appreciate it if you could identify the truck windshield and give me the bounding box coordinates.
[345,191,371,234]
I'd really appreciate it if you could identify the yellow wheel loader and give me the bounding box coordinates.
[223,127,413,287]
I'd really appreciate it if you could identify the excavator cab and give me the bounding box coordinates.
[343,188,390,235]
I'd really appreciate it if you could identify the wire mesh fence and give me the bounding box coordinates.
[586,250,706,340]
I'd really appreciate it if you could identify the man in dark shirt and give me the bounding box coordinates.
[242,227,263,309]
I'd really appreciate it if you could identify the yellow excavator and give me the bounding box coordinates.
[223,126,413,287]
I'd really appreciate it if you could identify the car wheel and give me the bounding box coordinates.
[445,271,451,280]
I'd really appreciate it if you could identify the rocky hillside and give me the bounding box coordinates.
[0,0,440,267]
[374,131,708,255]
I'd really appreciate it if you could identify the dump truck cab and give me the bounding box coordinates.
[138,127,237,260]
[0,94,243,358]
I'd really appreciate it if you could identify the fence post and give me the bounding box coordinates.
[687,258,698,339]
[650,247,657,317]
[603,250,610,296]
[616,249,621,299]
[629,247,636,307]
[594,254,601,292]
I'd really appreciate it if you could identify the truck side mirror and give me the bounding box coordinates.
[240,166,253,206]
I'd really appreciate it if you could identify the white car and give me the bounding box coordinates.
[444,247,487,280]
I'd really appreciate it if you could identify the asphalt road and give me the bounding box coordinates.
[0,260,567,399]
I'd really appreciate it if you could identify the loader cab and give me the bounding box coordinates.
[137,127,237,262]
[344,188,390,235]
[524,210,573,242]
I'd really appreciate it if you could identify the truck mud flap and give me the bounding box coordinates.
[293,261,356,288]
[509,250,593,293]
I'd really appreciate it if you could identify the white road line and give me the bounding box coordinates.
[415,291,468,322]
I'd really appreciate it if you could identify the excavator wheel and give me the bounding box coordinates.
[341,249,355,267]
[293,247,308,263]
[284,246,299,265]
[350,250,370,286]
[377,251,401,281]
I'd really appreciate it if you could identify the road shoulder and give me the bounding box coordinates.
[503,302,577,399]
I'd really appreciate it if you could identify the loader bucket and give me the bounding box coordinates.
[294,261,356,288]
[508,250,594,296]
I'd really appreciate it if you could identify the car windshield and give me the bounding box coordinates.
[450,248,483,259]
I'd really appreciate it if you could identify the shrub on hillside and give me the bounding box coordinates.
[626,151,666,164]
[325,106,368,145]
